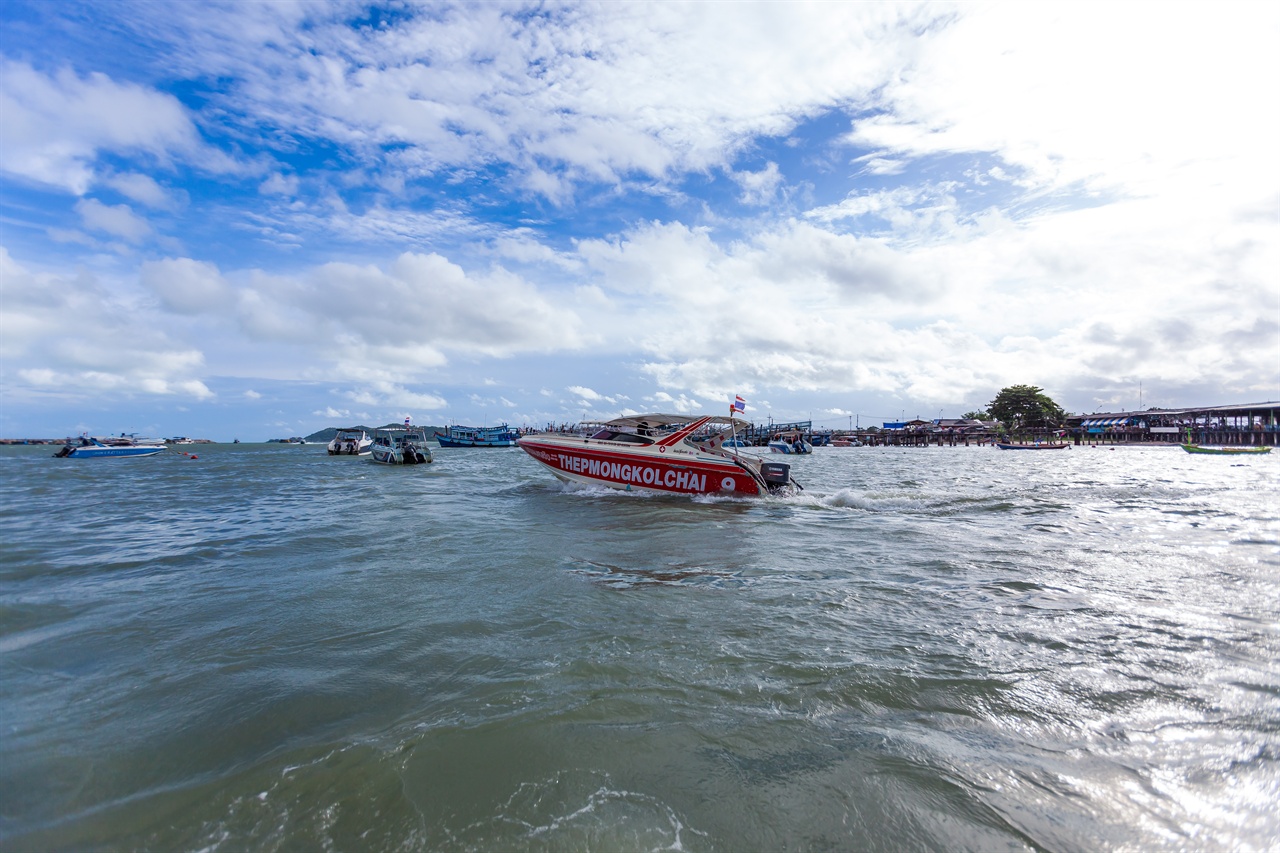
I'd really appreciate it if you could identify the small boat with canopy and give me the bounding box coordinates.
[517,413,800,496]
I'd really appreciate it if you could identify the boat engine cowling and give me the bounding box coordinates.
[759,461,792,490]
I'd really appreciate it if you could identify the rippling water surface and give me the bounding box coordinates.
[2,442,1277,851]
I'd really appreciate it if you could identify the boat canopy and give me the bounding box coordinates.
[1081,417,1132,427]
[596,413,751,429]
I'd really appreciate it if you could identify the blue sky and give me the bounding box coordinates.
[2,1,1277,440]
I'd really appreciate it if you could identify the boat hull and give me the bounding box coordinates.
[518,437,763,495]
[768,441,812,454]
[371,445,433,465]
[996,443,1069,450]
[58,445,165,458]
[1181,443,1271,455]
[435,436,516,448]
[435,424,518,448]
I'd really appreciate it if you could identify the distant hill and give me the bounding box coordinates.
[304,424,443,443]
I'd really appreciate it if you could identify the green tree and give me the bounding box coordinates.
[987,385,1065,431]
[962,410,990,420]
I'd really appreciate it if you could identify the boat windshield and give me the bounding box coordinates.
[589,429,652,444]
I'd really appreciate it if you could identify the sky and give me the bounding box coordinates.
[2,1,1277,441]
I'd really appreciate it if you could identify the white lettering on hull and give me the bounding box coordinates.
[550,452,714,492]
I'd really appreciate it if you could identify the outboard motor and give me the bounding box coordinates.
[759,461,793,492]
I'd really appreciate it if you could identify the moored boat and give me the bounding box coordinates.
[371,427,433,465]
[328,428,372,456]
[768,431,812,454]
[996,442,1069,450]
[1181,443,1271,455]
[53,435,167,459]
[435,424,518,447]
[517,413,800,496]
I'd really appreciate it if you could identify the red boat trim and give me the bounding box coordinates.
[654,416,712,448]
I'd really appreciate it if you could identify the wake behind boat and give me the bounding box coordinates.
[517,413,799,496]
[435,424,518,448]
[53,435,166,459]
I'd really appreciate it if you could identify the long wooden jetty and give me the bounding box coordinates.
[1068,401,1279,447]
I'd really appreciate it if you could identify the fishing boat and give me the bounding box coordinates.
[434,424,518,448]
[327,428,372,456]
[996,442,1069,450]
[517,413,800,496]
[1180,443,1271,455]
[53,435,167,459]
[370,427,433,465]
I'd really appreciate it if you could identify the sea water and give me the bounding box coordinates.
[1,442,1277,851]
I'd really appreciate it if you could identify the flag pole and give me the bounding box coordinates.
[730,404,740,457]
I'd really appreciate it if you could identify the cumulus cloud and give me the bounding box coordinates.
[346,382,446,411]
[140,257,231,314]
[733,162,783,206]
[75,198,153,243]
[0,248,214,401]
[846,4,1280,200]
[69,2,935,201]
[102,172,179,210]
[0,59,236,194]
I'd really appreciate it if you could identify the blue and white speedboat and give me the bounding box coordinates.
[768,432,812,454]
[53,435,167,459]
[434,424,518,447]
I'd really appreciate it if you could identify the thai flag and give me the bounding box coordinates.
[733,395,746,413]
[404,417,411,427]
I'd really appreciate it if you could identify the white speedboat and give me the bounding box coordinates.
[370,427,433,465]
[517,413,799,496]
[328,428,372,456]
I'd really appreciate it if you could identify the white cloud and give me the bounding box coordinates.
[566,385,606,402]
[84,3,936,199]
[847,4,1280,201]
[733,162,783,206]
[346,381,446,411]
[102,172,179,210]
[139,257,230,314]
[0,248,214,401]
[75,198,152,243]
[0,60,232,194]
[259,173,299,196]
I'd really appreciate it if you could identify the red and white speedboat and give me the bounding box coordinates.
[517,414,799,496]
